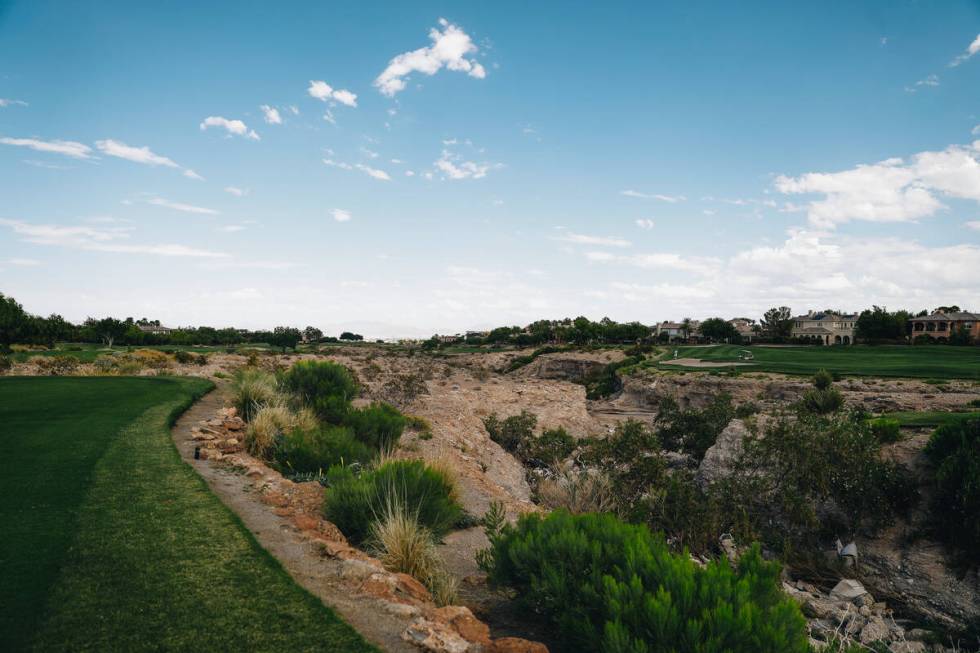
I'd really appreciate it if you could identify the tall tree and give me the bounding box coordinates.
[271,326,302,352]
[91,317,127,348]
[698,317,739,343]
[760,307,793,342]
[0,293,30,351]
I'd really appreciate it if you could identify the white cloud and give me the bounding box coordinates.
[216,224,246,233]
[331,208,352,222]
[774,140,980,228]
[199,116,260,140]
[556,233,632,248]
[905,74,939,92]
[95,139,179,166]
[147,197,220,215]
[949,33,980,67]
[224,186,248,196]
[307,81,358,107]
[0,98,28,107]
[0,137,92,159]
[434,149,498,180]
[620,190,686,202]
[374,18,486,97]
[183,169,205,180]
[260,104,282,124]
[355,163,391,180]
[967,220,980,231]
[0,219,228,258]
[635,218,655,230]
[8,257,41,266]
[323,158,353,170]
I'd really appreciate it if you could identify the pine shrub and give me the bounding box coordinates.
[274,425,374,475]
[346,401,406,451]
[481,510,808,653]
[868,417,902,444]
[323,459,462,544]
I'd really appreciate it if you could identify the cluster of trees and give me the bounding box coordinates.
[437,317,652,349]
[0,292,363,352]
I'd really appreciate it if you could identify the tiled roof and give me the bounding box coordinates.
[911,312,979,322]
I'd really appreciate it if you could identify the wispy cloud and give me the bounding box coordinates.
[224,186,248,196]
[147,197,220,215]
[1,137,92,159]
[331,208,352,222]
[556,233,632,248]
[183,169,205,180]
[8,257,41,266]
[635,218,655,230]
[434,149,499,180]
[967,220,980,231]
[374,18,486,97]
[949,33,980,67]
[199,116,259,140]
[94,139,181,169]
[355,164,391,181]
[0,219,228,258]
[620,190,686,202]
[0,98,28,108]
[307,81,358,107]
[905,74,939,93]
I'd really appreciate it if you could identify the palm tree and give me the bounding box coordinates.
[680,318,693,342]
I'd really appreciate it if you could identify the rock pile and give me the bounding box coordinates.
[189,406,245,460]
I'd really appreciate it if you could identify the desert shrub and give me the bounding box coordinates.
[583,355,644,399]
[0,354,11,374]
[503,345,562,373]
[924,418,980,566]
[968,398,980,408]
[868,417,902,444]
[33,354,79,376]
[643,469,731,554]
[323,459,462,544]
[801,387,845,414]
[520,427,576,467]
[232,368,279,421]
[580,420,666,514]
[728,411,916,550]
[369,497,458,606]
[480,510,808,653]
[173,350,195,364]
[346,402,406,451]
[283,360,358,422]
[403,414,431,431]
[735,401,760,418]
[245,403,318,458]
[483,410,536,453]
[655,393,735,460]
[377,372,428,408]
[813,368,834,390]
[131,348,172,369]
[274,424,374,476]
[535,468,615,514]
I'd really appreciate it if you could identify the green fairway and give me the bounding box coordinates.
[0,376,375,652]
[658,344,980,380]
[879,410,980,428]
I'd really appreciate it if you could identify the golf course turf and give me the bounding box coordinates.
[659,344,980,380]
[0,376,376,652]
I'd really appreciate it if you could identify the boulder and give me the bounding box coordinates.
[488,638,550,653]
[829,579,868,603]
[697,419,750,488]
[859,615,889,644]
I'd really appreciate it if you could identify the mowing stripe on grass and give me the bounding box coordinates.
[0,377,376,652]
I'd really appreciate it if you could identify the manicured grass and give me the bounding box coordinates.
[657,344,980,380]
[0,376,376,652]
[879,410,980,428]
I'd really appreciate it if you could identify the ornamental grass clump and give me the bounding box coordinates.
[480,510,809,653]
[323,459,462,545]
[232,368,279,422]
[245,403,318,458]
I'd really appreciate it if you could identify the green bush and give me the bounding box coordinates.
[324,460,462,544]
[283,360,358,422]
[800,387,844,414]
[813,368,834,390]
[481,510,808,653]
[346,402,406,451]
[174,350,195,364]
[868,417,902,444]
[924,418,980,566]
[274,425,374,476]
[521,427,575,467]
[483,410,536,453]
[0,354,11,374]
[584,355,644,399]
[655,393,735,460]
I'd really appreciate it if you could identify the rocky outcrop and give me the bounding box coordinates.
[518,356,606,383]
[696,419,750,488]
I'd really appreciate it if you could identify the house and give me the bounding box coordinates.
[137,324,173,336]
[791,311,857,345]
[908,311,980,342]
[728,318,757,343]
[655,320,701,343]
[433,333,464,344]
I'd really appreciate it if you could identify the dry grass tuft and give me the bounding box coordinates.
[536,467,616,514]
[245,403,317,458]
[232,368,279,421]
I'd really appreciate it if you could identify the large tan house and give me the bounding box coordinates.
[909,311,980,342]
[791,311,858,345]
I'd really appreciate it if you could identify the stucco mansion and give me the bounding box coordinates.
[791,311,859,345]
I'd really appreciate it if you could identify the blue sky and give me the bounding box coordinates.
[1,1,978,337]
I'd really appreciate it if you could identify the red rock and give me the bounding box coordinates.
[488,637,549,653]
[432,606,490,646]
[393,572,432,603]
[292,514,320,532]
[260,490,289,507]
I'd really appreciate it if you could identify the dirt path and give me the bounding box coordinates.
[171,383,418,653]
